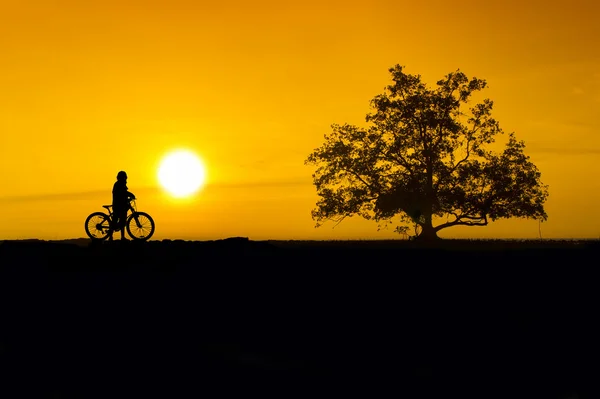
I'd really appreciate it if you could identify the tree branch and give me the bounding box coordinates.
[449,129,476,175]
[341,167,373,191]
[435,212,488,230]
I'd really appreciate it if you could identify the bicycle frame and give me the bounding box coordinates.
[103,199,143,231]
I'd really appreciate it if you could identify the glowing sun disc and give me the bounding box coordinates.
[158,150,207,198]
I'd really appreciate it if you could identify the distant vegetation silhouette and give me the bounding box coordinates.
[306,64,549,240]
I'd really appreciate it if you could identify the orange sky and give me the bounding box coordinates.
[1,0,599,240]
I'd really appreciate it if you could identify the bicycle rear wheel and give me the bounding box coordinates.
[85,212,111,241]
[126,212,155,241]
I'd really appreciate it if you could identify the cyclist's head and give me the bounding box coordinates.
[117,171,127,181]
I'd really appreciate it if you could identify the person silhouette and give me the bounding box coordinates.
[110,170,136,241]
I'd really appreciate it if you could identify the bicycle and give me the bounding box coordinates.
[84,199,155,241]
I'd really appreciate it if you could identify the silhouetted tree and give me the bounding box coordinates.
[305,64,549,240]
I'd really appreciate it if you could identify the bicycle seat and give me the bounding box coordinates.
[102,205,112,210]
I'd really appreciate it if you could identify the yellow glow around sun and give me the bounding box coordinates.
[158,149,207,198]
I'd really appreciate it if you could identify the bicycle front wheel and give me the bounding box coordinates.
[85,212,111,241]
[126,212,155,241]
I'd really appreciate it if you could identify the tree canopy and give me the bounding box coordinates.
[305,64,549,240]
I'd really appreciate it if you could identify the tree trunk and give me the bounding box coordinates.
[420,149,439,241]
[417,222,439,241]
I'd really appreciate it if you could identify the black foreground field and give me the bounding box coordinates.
[1,238,599,398]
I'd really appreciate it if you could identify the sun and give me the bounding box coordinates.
[158,149,207,198]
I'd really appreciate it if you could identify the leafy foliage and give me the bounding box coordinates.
[305,65,549,240]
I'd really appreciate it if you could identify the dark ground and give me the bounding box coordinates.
[1,238,599,398]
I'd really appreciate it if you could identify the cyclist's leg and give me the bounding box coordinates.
[118,208,128,239]
[109,209,118,229]
[108,215,114,241]
[111,207,123,240]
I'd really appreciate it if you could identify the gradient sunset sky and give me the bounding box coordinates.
[1,0,598,240]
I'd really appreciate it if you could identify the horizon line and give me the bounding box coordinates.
[1,237,599,242]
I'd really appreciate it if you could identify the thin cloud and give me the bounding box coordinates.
[0,179,312,203]
[0,190,105,203]
[571,87,585,95]
[206,177,311,189]
[0,186,160,203]
[527,146,600,156]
